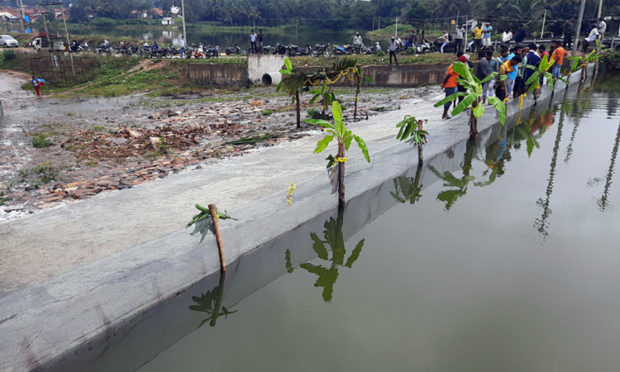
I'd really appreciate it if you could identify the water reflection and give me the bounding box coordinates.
[391,164,423,205]
[188,274,237,328]
[533,107,563,239]
[285,210,365,302]
[597,123,620,211]
[428,139,477,210]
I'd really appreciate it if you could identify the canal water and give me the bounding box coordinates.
[57,73,619,371]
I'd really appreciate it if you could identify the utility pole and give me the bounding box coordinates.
[40,1,75,76]
[395,17,398,39]
[597,0,603,18]
[541,9,547,38]
[17,0,26,33]
[465,15,468,50]
[573,0,586,56]
[181,0,187,43]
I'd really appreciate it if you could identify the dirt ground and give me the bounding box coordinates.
[0,71,435,221]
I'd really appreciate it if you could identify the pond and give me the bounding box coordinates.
[54,72,620,371]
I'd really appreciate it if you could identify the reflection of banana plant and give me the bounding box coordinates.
[391,165,424,204]
[597,123,620,211]
[189,275,237,328]
[428,139,477,210]
[567,42,605,86]
[306,101,370,209]
[534,106,565,239]
[475,125,511,187]
[287,210,364,302]
[433,62,506,139]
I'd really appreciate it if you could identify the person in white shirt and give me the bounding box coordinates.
[439,30,450,54]
[179,36,185,58]
[353,32,363,53]
[502,28,513,44]
[455,24,465,53]
[389,37,399,65]
[598,18,607,40]
[249,30,257,53]
[584,24,599,52]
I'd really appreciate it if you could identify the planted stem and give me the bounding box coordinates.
[208,204,227,273]
[295,90,301,128]
[337,141,345,210]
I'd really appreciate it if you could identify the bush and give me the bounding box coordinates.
[2,50,16,61]
[32,133,52,148]
[33,161,58,184]
[261,109,273,116]
[375,50,386,57]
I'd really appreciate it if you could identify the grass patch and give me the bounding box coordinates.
[32,133,53,148]
[261,109,273,116]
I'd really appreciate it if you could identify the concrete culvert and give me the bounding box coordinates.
[262,74,272,85]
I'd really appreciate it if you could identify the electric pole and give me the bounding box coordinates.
[181,0,187,43]
[572,0,586,56]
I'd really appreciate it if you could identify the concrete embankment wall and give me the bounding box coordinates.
[189,57,448,88]
[187,63,250,88]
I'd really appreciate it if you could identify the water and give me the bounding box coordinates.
[56,74,620,371]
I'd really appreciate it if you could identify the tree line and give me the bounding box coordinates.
[52,0,618,36]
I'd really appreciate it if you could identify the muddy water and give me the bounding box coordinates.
[49,74,620,371]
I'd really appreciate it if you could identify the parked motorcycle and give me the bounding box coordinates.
[204,45,219,58]
[225,45,241,55]
[333,44,353,55]
[272,43,287,55]
[287,44,312,56]
[313,43,331,57]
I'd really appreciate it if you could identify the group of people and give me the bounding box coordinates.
[440,40,568,120]
[249,29,265,53]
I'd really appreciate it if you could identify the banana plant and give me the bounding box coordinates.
[395,115,428,163]
[567,41,605,86]
[524,54,562,104]
[306,101,370,209]
[277,57,307,128]
[433,62,506,139]
[187,203,236,242]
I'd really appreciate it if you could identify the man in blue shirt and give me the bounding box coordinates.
[515,24,526,43]
[483,23,493,48]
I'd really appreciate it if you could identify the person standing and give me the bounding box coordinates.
[501,28,513,44]
[353,32,363,54]
[455,23,465,54]
[539,44,549,60]
[179,36,185,59]
[550,40,567,78]
[475,50,492,104]
[563,18,574,48]
[483,22,493,49]
[257,29,264,53]
[488,49,501,100]
[250,30,257,53]
[515,24,526,43]
[523,43,541,92]
[440,55,466,119]
[473,23,483,52]
[389,37,399,65]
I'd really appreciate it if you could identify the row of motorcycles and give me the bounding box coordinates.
[67,38,456,58]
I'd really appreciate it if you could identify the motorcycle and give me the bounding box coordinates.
[433,39,456,53]
[287,44,312,56]
[225,45,241,55]
[204,45,219,58]
[313,43,331,57]
[272,43,288,55]
[333,44,353,55]
[413,40,433,54]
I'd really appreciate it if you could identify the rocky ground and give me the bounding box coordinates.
[0,72,435,221]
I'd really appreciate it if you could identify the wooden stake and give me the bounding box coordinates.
[208,204,226,273]
[417,119,424,164]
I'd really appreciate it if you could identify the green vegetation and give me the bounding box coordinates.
[32,133,53,148]
[0,192,10,206]
[261,109,273,116]
[292,53,456,67]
